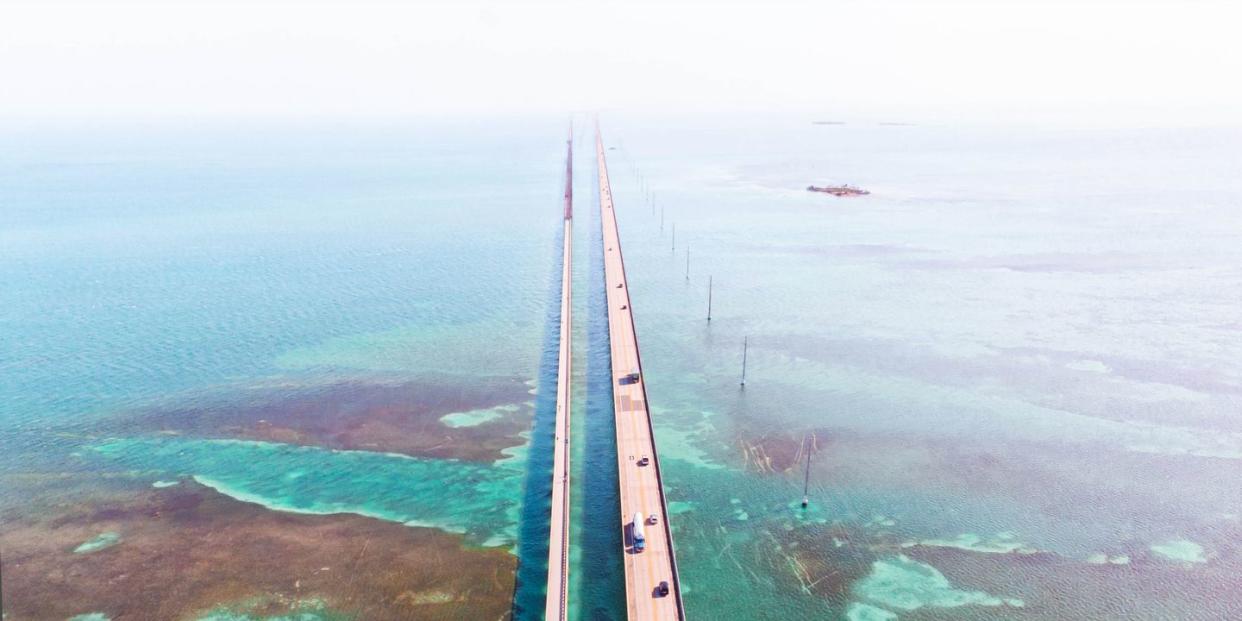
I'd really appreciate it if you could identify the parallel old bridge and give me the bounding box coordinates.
[543,120,684,621]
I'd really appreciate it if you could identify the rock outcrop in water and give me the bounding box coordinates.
[808,184,870,197]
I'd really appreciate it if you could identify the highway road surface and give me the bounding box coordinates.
[595,123,686,621]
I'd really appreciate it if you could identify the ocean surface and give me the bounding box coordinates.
[3,118,1241,620]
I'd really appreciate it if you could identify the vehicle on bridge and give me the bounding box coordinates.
[632,512,646,552]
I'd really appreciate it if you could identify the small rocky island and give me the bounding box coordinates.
[808,184,870,197]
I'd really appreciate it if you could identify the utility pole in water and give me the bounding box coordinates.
[802,433,815,508]
[707,276,713,322]
[740,336,748,388]
[685,245,690,281]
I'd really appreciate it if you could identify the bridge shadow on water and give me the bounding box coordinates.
[512,131,625,621]
[572,153,626,621]
[511,221,564,620]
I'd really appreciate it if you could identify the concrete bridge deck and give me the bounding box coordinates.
[595,124,686,621]
[545,126,573,621]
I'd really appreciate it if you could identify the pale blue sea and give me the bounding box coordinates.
[3,118,1241,620]
[601,120,1242,619]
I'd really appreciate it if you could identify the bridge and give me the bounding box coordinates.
[595,122,686,620]
[545,124,573,621]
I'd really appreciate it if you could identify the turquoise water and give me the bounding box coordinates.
[5,119,1242,619]
[90,436,526,545]
[73,531,122,554]
[1,122,562,430]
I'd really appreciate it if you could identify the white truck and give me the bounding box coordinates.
[632,512,646,552]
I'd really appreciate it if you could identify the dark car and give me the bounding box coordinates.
[656,581,669,597]
[638,456,649,466]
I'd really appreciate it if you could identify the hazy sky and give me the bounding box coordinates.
[2,0,1239,125]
